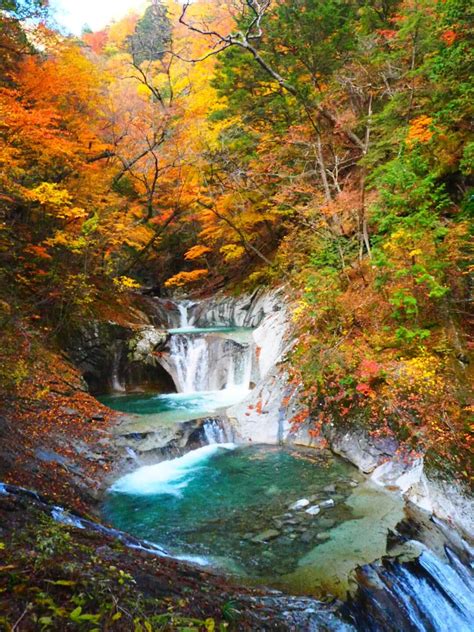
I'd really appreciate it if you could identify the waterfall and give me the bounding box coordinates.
[203,419,233,444]
[344,547,474,631]
[169,335,209,393]
[167,333,253,394]
[175,299,197,328]
[111,346,125,392]
[226,343,252,390]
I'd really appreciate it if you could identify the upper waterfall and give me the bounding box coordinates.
[147,291,289,405]
[167,330,253,394]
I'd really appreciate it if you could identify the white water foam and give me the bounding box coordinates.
[168,334,253,393]
[170,335,209,392]
[111,444,236,496]
[176,300,196,328]
[155,387,250,412]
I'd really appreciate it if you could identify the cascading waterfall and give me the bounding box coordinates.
[176,300,196,328]
[170,335,210,393]
[111,345,125,392]
[344,547,474,631]
[168,334,253,394]
[177,302,189,328]
[163,299,255,397]
[203,419,233,444]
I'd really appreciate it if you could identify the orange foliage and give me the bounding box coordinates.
[406,115,434,146]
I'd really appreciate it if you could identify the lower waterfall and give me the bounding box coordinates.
[203,419,233,444]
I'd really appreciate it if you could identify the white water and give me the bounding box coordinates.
[203,419,233,444]
[168,332,253,394]
[170,335,209,392]
[177,301,192,328]
[357,549,474,632]
[111,346,125,392]
[111,444,236,496]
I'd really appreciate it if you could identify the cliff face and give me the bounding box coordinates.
[0,342,121,513]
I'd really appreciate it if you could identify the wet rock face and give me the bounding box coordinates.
[64,321,172,395]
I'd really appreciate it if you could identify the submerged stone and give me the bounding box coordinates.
[289,498,310,510]
[305,505,321,516]
[251,529,280,543]
[279,483,405,599]
[300,531,315,544]
[319,499,335,509]
[316,532,331,542]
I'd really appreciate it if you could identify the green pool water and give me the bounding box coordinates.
[98,388,249,420]
[167,326,254,340]
[104,444,404,597]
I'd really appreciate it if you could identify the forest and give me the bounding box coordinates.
[0,0,473,630]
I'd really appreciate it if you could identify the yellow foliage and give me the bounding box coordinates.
[28,182,72,208]
[219,244,245,262]
[389,352,444,397]
[112,276,141,292]
[292,299,311,322]
[164,269,209,288]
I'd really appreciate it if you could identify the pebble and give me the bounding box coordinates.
[305,505,321,516]
[251,529,280,544]
[316,532,331,541]
[289,498,310,510]
[300,531,314,544]
[319,499,335,509]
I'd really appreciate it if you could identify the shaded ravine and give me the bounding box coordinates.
[56,294,473,632]
[91,296,474,630]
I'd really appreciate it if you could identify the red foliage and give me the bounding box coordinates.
[441,29,457,45]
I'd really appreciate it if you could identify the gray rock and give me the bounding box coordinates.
[319,499,335,509]
[316,532,331,541]
[300,531,314,544]
[318,518,336,529]
[323,484,336,493]
[289,498,310,510]
[305,505,321,516]
[251,529,280,543]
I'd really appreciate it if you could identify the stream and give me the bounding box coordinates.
[99,298,473,630]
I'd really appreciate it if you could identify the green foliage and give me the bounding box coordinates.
[129,1,171,65]
[2,510,229,631]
